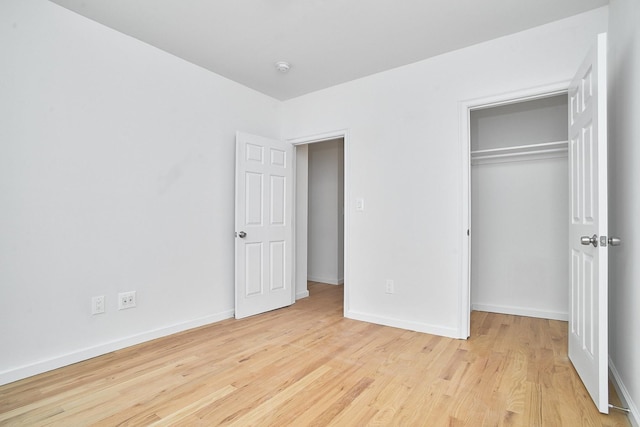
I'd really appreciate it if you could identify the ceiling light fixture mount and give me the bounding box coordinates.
[275,61,291,73]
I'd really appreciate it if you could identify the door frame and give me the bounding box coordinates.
[458,82,569,338]
[288,129,350,315]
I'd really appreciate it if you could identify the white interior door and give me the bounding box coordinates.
[568,33,609,414]
[235,132,294,319]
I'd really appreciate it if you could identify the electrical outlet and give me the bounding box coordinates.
[385,279,395,294]
[91,296,105,315]
[118,291,136,310]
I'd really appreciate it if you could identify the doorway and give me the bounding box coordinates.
[470,94,569,323]
[291,131,349,314]
[459,85,571,337]
[307,139,344,286]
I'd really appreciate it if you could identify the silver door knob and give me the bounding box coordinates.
[237,231,247,238]
[608,237,622,246]
[581,234,598,247]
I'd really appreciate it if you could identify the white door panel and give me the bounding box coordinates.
[235,132,294,319]
[568,33,608,414]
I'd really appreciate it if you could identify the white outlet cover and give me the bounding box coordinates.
[92,296,105,315]
[385,280,394,294]
[118,291,137,310]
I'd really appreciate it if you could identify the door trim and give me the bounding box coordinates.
[288,129,350,316]
[458,82,569,338]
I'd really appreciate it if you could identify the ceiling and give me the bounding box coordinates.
[49,0,608,100]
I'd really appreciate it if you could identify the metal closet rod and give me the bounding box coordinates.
[471,140,568,156]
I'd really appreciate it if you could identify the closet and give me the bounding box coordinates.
[470,94,569,320]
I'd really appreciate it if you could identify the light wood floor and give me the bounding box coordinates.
[0,282,630,426]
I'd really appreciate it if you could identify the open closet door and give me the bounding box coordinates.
[568,33,609,414]
[235,132,294,319]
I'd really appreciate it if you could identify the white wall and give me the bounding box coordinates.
[337,140,345,282]
[282,8,608,338]
[608,0,640,423]
[307,139,344,285]
[295,144,309,299]
[471,96,569,320]
[471,158,568,319]
[0,0,281,385]
[471,95,568,150]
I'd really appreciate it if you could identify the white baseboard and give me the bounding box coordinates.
[609,358,639,426]
[472,303,568,321]
[308,275,344,285]
[346,310,462,339]
[296,290,310,299]
[0,309,234,387]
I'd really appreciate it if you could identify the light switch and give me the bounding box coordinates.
[355,198,365,211]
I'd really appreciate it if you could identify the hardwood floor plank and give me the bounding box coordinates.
[227,366,333,426]
[0,283,631,426]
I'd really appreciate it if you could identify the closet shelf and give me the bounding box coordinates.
[471,140,568,165]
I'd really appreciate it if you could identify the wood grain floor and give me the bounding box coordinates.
[0,282,630,426]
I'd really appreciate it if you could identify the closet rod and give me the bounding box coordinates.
[471,140,568,156]
[472,147,567,161]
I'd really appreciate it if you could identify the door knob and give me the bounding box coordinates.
[608,236,622,246]
[237,231,247,238]
[581,234,598,247]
